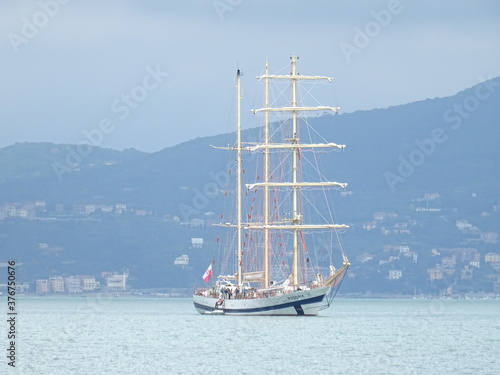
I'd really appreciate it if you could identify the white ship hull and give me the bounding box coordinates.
[193,286,330,316]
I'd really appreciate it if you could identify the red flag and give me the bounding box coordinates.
[202,263,213,283]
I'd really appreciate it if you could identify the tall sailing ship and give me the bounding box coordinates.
[193,56,350,316]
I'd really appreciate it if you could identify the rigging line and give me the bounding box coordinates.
[239,79,261,133]
[266,151,290,182]
[266,80,290,109]
[313,229,334,271]
[267,117,289,145]
[329,76,340,111]
[246,65,268,75]
[266,61,291,77]
[298,132,335,185]
[301,122,348,260]
[298,118,343,266]
[304,123,336,219]
[302,116,318,147]
[273,190,292,220]
[303,116,331,146]
[299,192,333,224]
[297,80,323,108]
[300,152,331,183]
[327,270,347,306]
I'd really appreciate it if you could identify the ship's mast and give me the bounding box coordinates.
[236,69,243,286]
[290,55,300,287]
[263,62,270,288]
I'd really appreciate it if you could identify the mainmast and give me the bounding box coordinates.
[250,55,348,289]
[263,62,270,288]
[291,55,300,287]
[236,69,243,286]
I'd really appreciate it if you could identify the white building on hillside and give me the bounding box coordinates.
[106,272,128,291]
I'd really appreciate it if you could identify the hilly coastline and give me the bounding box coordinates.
[1,77,499,296]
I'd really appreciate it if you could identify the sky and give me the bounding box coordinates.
[1,0,499,152]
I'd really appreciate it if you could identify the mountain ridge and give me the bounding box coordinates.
[1,77,499,293]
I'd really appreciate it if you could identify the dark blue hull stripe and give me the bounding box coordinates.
[194,294,325,314]
[294,305,305,315]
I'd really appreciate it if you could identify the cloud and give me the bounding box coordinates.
[0,0,499,151]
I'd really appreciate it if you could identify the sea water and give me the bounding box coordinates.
[2,297,499,374]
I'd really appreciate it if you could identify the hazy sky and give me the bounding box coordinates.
[1,0,499,152]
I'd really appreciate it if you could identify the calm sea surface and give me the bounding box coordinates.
[2,297,499,374]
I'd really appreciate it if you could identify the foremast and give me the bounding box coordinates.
[250,55,349,289]
[212,70,244,285]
